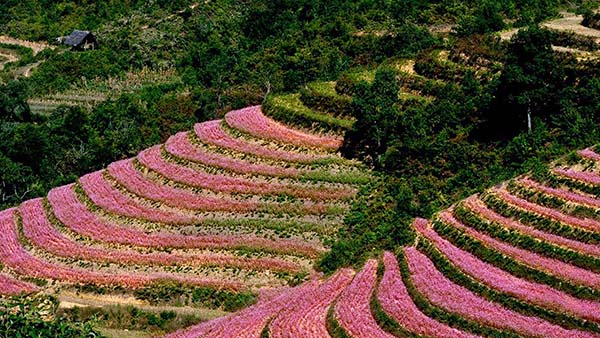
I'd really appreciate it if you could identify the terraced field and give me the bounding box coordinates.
[28,66,182,115]
[3,38,599,336]
[165,146,600,337]
[0,104,368,311]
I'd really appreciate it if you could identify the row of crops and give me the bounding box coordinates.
[165,147,600,337]
[0,103,367,307]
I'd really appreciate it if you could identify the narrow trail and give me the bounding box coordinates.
[58,291,230,318]
[0,36,54,75]
[500,11,600,43]
[0,51,18,70]
[0,35,54,56]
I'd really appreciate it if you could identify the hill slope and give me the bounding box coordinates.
[167,146,600,337]
[0,104,368,310]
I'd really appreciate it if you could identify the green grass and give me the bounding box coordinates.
[263,93,354,132]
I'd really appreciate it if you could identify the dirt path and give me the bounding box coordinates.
[0,36,54,75]
[0,51,18,70]
[58,291,230,318]
[0,35,54,56]
[553,45,598,60]
[500,11,600,42]
[21,61,41,77]
[542,12,600,42]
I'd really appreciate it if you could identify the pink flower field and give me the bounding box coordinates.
[494,187,600,232]
[439,211,600,288]
[334,259,395,338]
[137,145,355,201]
[404,246,595,338]
[378,251,480,338]
[195,119,333,163]
[5,102,600,338]
[413,217,600,322]
[464,195,600,256]
[224,106,343,151]
[578,148,600,162]
[166,130,302,178]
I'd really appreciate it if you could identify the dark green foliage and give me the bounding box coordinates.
[0,295,103,337]
[0,80,31,122]
[342,68,400,168]
[548,29,600,52]
[483,26,569,137]
[455,2,506,36]
[134,283,256,312]
[0,83,198,209]
[582,10,600,29]
[414,50,486,83]
[60,304,201,333]
[299,83,353,117]
[318,179,416,273]
[262,94,352,133]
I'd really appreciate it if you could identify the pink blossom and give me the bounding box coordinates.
[80,170,195,224]
[137,145,355,201]
[108,158,337,216]
[19,198,301,273]
[108,158,260,212]
[378,251,480,337]
[495,187,600,232]
[48,185,324,257]
[166,130,301,178]
[439,211,600,288]
[518,177,600,209]
[334,259,395,338]
[578,148,600,162]
[195,120,332,163]
[164,280,321,338]
[269,269,354,338]
[0,273,37,295]
[465,195,600,256]
[405,246,596,338]
[554,168,600,186]
[225,106,342,151]
[413,218,600,323]
[0,208,242,290]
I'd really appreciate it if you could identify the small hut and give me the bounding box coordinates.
[57,30,98,51]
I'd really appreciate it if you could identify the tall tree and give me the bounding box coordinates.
[342,68,399,168]
[485,26,565,137]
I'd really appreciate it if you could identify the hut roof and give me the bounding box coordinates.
[63,30,92,47]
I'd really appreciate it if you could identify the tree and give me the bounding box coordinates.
[342,68,399,168]
[455,2,505,36]
[0,81,31,122]
[485,26,565,137]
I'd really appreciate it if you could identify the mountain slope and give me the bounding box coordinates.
[167,146,600,337]
[0,105,367,302]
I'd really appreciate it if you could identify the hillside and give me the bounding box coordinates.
[2,0,600,337]
[0,103,368,336]
[167,146,600,337]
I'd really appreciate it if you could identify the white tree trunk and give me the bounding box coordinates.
[527,106,532,134]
